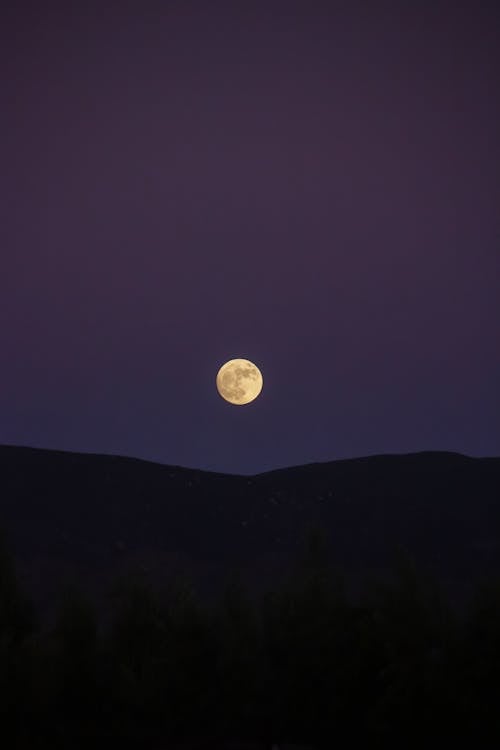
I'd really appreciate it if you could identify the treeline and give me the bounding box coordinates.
[2,528,500,748]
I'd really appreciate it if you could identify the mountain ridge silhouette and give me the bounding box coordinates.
[1,444,499,613]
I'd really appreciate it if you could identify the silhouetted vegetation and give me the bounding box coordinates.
[1,528,500,747]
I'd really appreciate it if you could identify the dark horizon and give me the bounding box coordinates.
[1,440,498,478]
[2,2,499,474]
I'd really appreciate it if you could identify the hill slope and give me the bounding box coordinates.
[0,445,499,610]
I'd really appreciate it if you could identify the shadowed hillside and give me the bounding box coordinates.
[1,446,500,746]
[0,445,499,613]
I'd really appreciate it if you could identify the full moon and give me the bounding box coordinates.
[216,358,263,405]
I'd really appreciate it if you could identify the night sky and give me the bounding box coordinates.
[2,2,499,474]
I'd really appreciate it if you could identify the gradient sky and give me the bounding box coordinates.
[1,2,499,474]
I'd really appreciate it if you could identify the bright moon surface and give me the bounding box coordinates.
[216,358,263,405]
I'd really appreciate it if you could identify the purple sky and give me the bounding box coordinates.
[1,2,499,474]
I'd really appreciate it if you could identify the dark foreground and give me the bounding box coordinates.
[2,527,500,748]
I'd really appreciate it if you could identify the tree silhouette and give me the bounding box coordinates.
[106,573,172,743]
[359,548,456,742]
[161,575,217,740]
[0,531,38,744]
[212,574,262,741]
[5,521,500,746]
[260,526,350,744]
[42,585,105,747]
[456,578,500,741]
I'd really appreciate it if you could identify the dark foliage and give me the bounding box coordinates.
[1,528,500,748]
